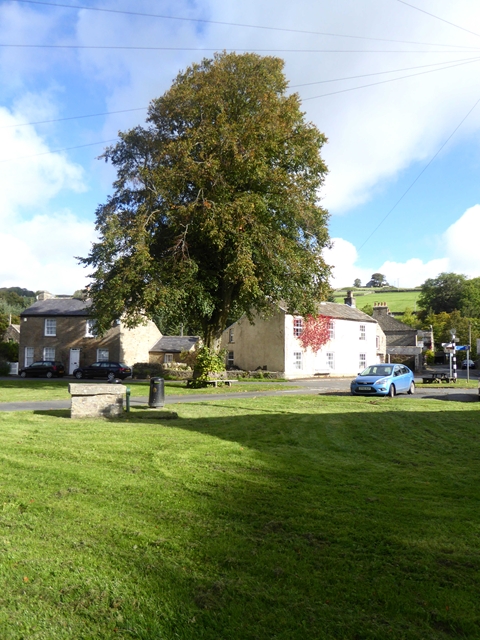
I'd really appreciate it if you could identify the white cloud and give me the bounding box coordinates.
[0,106,93,293]
[443,205,480,276]
[327,204,480,288]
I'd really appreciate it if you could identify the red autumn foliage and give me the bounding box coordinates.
[297,314,331,353]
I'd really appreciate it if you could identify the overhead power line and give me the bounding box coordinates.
[396,0,480,40]
[1,43,480,53]
[291,55,480,87]
[0,107,147,129]
[303,56,480,101]
[12,0,479,50]
[359,94,480,250]
[0,139,117,164]
[2,56,480,130]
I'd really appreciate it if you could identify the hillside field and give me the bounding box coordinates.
[334,287,421,313]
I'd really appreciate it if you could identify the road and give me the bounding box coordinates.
[0,375,478,412]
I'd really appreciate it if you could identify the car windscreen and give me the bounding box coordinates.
[360,365,392,376]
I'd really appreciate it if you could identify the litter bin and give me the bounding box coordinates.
[148,377,164,408]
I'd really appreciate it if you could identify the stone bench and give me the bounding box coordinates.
[69,383,126,418]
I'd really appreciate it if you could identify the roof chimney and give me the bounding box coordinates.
[372,301,390,316]
[36,291,54,301]
[344,290,356,308]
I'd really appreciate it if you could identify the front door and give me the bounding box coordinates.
[69,349,80,375]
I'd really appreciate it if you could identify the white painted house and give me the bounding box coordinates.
[220,297,386,378]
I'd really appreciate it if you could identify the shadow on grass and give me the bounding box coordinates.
[9,401,480,639]
[110,403,480,639]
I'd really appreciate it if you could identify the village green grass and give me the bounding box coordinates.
[1,395,479,639]
[0,379,293,403]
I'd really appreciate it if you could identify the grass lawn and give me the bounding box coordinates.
[0,379,293,403]
[1,395,479,638]
[333,289,421,313]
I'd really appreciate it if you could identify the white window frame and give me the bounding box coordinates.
[326,352,335,370]
[43,347,55,361]
[328,320,335,340]
[293,318,303,337]
[293,351,303,370]
[25,347,34,367]
[164,353,174,363]
[85,319,97,338]
[228,328,234,343]
[359,324,366,341]
[376,335,380,350]
[359,353,367,370]
[44,318,56,337]
[227,351,234,366]
[97,349,109,362]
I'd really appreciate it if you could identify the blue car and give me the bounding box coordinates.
[351,364,415,397]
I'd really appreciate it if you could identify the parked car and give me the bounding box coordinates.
[461,359,475,369]
[351,363,415,397]
[19,361,65,378]
[72,361,132,380]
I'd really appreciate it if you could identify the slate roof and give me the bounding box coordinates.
[150,336,199,353]
[279,301,377,323]
[373,311,416,333]
[21,298,92,317]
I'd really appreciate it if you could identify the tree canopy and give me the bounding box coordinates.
[417,272,480,318]
[81,52,331,347]
[366,273,388,288]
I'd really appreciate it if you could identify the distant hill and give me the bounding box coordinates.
[334,287,421,314]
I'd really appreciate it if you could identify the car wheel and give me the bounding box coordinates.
[387,384,395,398]
[46,371,53,378]
[408,381,415,395]
[20,371,27,378]
[75,371,83,380]
[107,372,115,381]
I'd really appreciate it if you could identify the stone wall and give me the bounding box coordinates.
[69,383,125,418]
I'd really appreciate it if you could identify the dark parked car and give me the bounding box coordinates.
[19,361,65,378]
[461,359,475,369]
[73,361,132,380]
[351,363,415,397]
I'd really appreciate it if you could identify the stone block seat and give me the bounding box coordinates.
[69,383,126,418]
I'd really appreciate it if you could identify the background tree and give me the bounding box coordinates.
[353,278,361,288]
[460,277,480,318]
[82,52,331,348]
[366,273,388,288]
[418,272,466,316]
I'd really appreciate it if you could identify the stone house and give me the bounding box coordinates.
[372,302,422,370]
[19,293,161,375]
[2,323,20,343]
[149,336,200,364]
[220,295,386,378]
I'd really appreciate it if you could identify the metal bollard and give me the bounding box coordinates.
[148,377,165,408]
[126,387,131,413]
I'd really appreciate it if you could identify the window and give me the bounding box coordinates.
[376,335,380,350]
[359,353,366,370]
[43,347,55,361]
[25,347,34,367]
[164,353,173,363]
[359,324,366,340]
[97,349,109,362]
[85,319,97,337]
[44,318,56,336]
[228,328,234,343]
[326,352,335,369]
[293,318,303,337]
[293,351,302,370]
[328,320,335,340]
[227,351,234,366]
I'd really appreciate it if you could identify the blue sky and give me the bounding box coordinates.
[1,0,480,293]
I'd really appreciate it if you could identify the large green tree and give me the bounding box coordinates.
[418,272,466,315]
[81,52,331,347]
